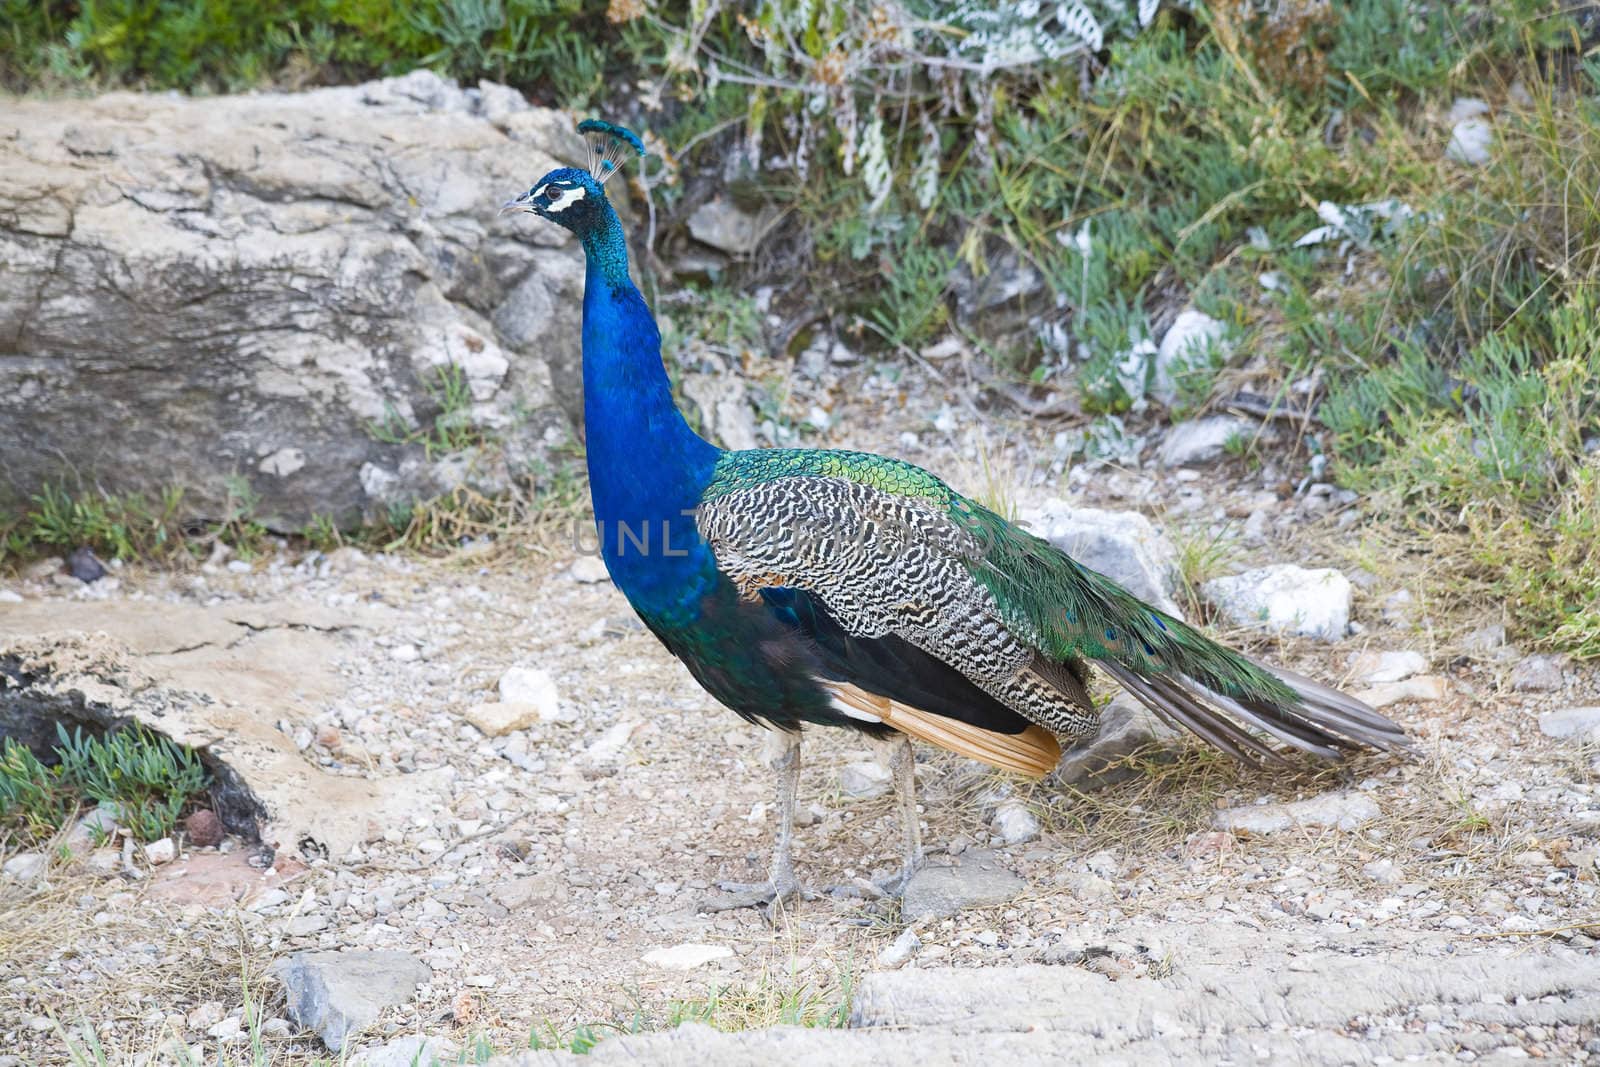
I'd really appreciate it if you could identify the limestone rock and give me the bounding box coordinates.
[1347,649,1427,685]
[1052,694,1182,791]
[497,666,568,722]
[839,761,891,800]
[900,850,1025,920]
[1510,653,1567,693]
[1352,675,1447,709]
[1158,416,1262,466]
[1539,707,1600,744]
[641,943,733,971]
[273,950,430,1052]
[0,72,581,528]
[686,198,770,256]
[1152,308,1227,406]
[1021,503,1183,618]
[464,702,543,737]
[1202,565,1351,641]
[1214,791,1380,834]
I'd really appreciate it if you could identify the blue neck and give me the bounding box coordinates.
[579,201,719,557]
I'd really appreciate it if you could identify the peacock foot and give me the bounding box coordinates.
[704,875,813,921]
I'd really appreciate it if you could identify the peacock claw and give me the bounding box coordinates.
[705,877,813,921]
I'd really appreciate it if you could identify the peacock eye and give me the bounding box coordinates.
[544,186,563,202]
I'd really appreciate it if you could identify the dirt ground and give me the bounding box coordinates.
[2,374,1598,1064]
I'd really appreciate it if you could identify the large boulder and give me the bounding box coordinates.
[0,71,596,528]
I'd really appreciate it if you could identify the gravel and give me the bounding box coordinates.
[1213,791,1381,834]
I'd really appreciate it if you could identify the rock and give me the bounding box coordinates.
[686,198,771,256]
[65,546,107,583]
[466,700,543,738]
[491,666,570,725]
[991,800,1040,846]
[21,557,63,581]
[950,250,1045,325]
[272,950,431,1052]
[1152,308,1227,406]
[1361,859,1402,885]
[1021,503,1183,617]
[387,644,418,663]
[1446,99,1494,166]
[1201,565,1351,641]
[682,374,759,452]
[1347,650,1427,685]
[1052,694,1183,790]
[1462,624,1508,655]
[1352,675,1447,709]
[900,850,1025,920]
[143,838,176,865]
[1214,791,1380,835]
[0,73,577,528]
[184,809,224,847]
[1539,707,1600,744]
[1,852,47,884]
[641,943,734,970]
[1158,416,1261,466]
[351,1035,460,1067]
[569,556,609,584]
[0,589,22,603]
[839,761,892,799]
[877,929,921,969]
[1510,653,1567,693]
[187,1001,226,1030]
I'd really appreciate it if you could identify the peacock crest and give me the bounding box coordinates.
[578,118,645,186]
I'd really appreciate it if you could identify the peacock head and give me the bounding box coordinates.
[502,119,645,238]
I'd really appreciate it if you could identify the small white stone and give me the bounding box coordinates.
[498,666,566,717]
[1202,565,1351,641]
[642,942,734,970]
[1538,707,1600,743]
[992,800,1040,846]
[0,589,23,603]
[143,838,176,865]
[569,556,609,584]
[1348,650,1427,685]
[2,852,47,883]
[1353,675,1448,709]
[877,928,921,969]
[839,761,891,799]
[1362,859,1402,885]
[388,644,419,662]
[1214,792,1380,835]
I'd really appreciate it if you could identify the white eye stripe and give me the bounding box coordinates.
[547,185,587,212]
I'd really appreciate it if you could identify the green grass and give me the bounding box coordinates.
[0,723,210,847]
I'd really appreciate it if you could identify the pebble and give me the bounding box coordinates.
[464,702,545,737]
[839,761,891,799]
[1214,792,1380,834]
[272,950,431,1053]
[1348,650,1427,685]
[1,852,46,884]
[1538,707,1600,744]
[1362,859,1402,885]
[569,556,610,583]
[185,809,225,847]
[992,800,1040,846]
[1201,565,1351,641]
[496,666,569,721]
[901,850,1025,920]
[641,943,734,970]
[1510,654,1567,693]
[388,644,419,662]
[1354,675,1448,709]
[143,838,176,865]
[877,929,921,969]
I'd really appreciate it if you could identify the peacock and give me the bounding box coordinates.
[503,120,1409,915]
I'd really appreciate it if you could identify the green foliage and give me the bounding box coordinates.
[2,484,188,564]
[0,725,210,846]
[366,362,486,459]
[53,723,209,842]
[0,740,76,843]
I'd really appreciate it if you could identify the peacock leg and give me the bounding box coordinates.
[708,728,809,919]
[888,733,924,891]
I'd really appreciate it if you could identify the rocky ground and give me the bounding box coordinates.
[2,360,1598,1065]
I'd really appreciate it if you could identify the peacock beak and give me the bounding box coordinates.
[499,192,534,215]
